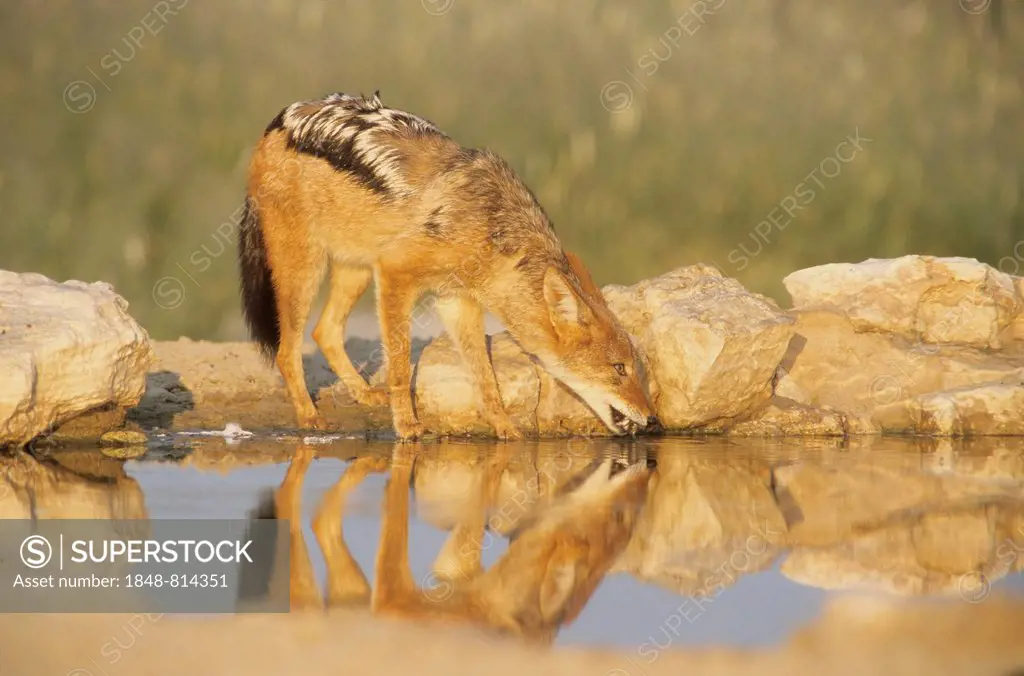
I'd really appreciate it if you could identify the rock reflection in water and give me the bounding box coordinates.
[0,449,148,524]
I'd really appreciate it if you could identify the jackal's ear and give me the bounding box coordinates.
[539,557,578,622]
[565,251,605,305]
[543,267,587,328]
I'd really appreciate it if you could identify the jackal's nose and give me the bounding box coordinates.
[645,415,663,433]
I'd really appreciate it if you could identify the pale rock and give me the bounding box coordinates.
[601,265,796,430]
[783,256,1022,349]
[0,271,152,447]
[100,429,148,446]
[1010,276,1024,341]
[775,310,1024,434]
[874,382,1024,436]
[716,396,848,436]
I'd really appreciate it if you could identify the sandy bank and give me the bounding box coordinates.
[2,595,1023,676]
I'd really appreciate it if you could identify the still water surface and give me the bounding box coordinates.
[5,434,1024,648]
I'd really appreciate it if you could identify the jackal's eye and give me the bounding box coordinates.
[613,363,627,376]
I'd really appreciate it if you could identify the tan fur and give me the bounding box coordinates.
[242,93,657,439]
[564,250,603,302]
[274,443,649,644]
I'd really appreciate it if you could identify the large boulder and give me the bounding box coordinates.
[783,256,1024,349]
[602,265,795,430]
[0,271,152,447]
[775,310,1024,433]
[874,382,1024,436]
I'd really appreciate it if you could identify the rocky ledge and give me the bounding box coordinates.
[3,255,1024,447]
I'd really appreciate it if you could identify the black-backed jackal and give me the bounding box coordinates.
[248,443,650,643]
[238,91,658,440]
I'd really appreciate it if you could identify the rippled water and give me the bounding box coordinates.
[3,434,1024,649]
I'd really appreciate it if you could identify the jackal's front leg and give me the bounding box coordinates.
[371,444,418,613]
[431,447,511,583]
[374,267,426,440]
[434,295,522,440]
[311,454,389,607]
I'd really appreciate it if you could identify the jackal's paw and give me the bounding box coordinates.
[351,455,391,474]
[296,411,326,430]
[393,418,426,442]
[490,417,523,441]
[353,385,390,407]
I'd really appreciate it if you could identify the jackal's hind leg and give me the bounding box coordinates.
[313,264,389,408]
[264,208,326,429]
[434,295,521,440]
[275,445,322,610]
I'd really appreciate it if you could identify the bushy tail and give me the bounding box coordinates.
[238,195,280,361]
[235,488,282,610]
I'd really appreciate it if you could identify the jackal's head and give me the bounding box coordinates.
[486,457,651,642]
[512,457,652,542]
[537,252,659,436]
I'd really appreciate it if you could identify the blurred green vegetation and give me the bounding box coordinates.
[1,0,1022,340]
